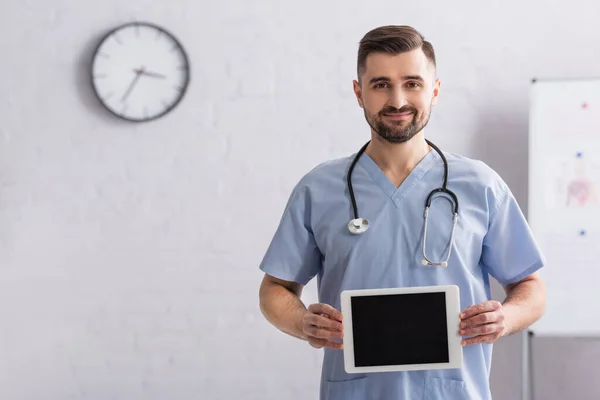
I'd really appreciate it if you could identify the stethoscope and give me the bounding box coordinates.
[346,139,459,267]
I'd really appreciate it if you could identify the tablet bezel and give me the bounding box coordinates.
[340,285,463,374]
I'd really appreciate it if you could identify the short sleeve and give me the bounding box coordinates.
[481,181,546,286]
[259,184,322,285]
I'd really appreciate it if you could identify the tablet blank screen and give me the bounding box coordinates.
[350,292,449,367]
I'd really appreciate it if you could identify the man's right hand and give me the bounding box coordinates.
[301,303,344,350]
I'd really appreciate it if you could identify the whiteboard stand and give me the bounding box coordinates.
[521,330,535,400]
[526,76,600,400]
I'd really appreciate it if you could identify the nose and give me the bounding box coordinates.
[388,88,407,110]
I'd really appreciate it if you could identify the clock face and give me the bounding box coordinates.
[91,22,190,122]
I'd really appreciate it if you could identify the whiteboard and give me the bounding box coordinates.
[528,77,600,336]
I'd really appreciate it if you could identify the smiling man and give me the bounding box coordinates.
[258,25,547,400]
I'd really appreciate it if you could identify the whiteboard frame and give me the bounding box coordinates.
[527,76,600,337]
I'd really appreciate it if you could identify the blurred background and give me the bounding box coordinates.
[1,0,599,399]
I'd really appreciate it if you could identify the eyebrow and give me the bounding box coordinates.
[369,75,425,84]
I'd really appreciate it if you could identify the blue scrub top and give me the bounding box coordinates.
[259,148,546,400]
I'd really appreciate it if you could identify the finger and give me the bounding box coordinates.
[460,301,501,319]
[308,304,343,322]
[461,310,503,328]
[309,337,344,350]
[304,313,343,332]
[460,323,501,337]
[461,332,500,346]
[306,324,344,340]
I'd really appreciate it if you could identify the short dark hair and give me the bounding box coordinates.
[357,25,436,81]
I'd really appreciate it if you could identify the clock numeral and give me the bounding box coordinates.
[98,52,110,59]
[134,23,140,36]
[113,34,123,45]
[143,107,149,119]
[155,29,163,40]
[103,91,115,101]
[177,65,188,71]
[94,73,108,79]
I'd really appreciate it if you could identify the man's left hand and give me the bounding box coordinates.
[459,300,507,346]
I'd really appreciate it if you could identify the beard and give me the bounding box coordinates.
[364,104,431,143]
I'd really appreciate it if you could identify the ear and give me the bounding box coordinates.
[431,78,441,106]
[353,80,364,108]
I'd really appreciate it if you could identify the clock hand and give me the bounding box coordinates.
[121,70,143,102]
[134,68,166,79]
[145,71,167,79]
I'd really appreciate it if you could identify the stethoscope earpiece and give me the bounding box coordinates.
[348,218,369,234]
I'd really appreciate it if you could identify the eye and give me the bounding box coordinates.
[373,82,389,89]
[406,81,421,89]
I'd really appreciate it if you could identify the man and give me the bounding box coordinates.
[258,25,546,400]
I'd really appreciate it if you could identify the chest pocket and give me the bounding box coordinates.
[423,377,471,400]
[324,377,367,400]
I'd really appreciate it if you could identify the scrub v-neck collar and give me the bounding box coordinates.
[357,149,440,207]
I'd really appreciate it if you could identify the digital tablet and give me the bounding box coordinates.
[340,285,463,374]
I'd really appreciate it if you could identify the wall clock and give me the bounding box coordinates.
[91,21,190,122]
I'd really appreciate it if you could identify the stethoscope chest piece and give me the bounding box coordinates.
[348,218,369,234]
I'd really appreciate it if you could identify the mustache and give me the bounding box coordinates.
[380,106,417,115]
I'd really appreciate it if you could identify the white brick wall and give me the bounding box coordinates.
[2,0,600,399]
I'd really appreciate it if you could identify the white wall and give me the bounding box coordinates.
[1,0,600,399]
